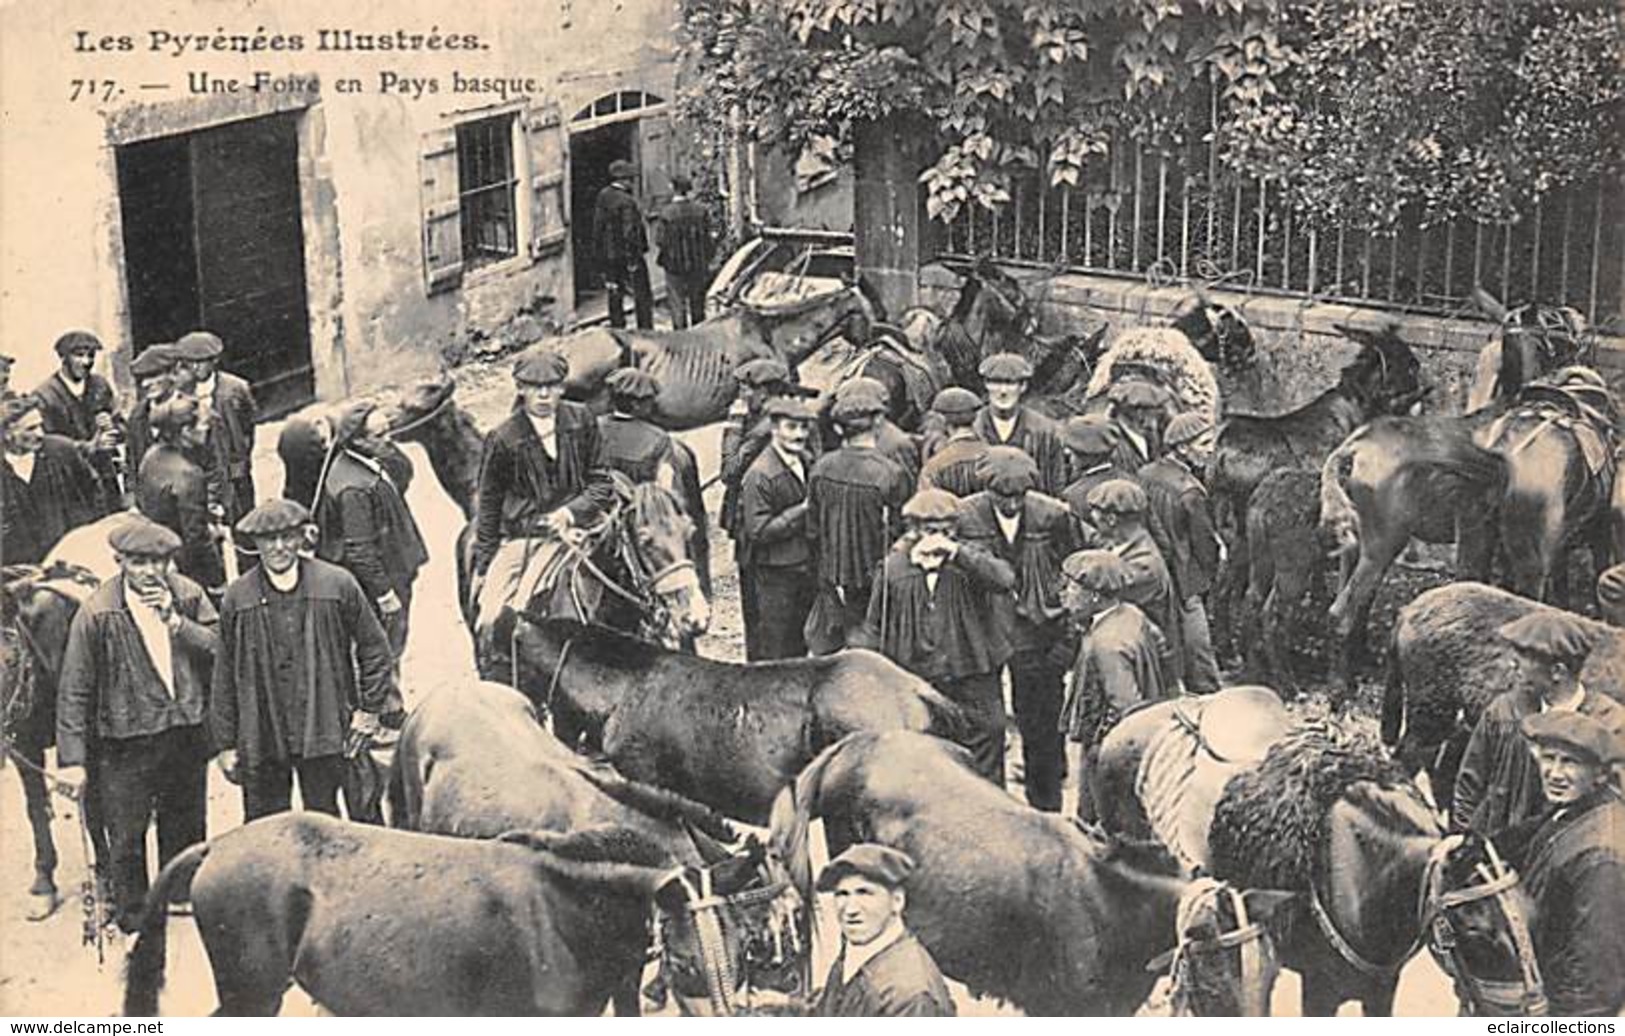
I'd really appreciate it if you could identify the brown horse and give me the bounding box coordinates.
[122,813,800,1016]
[770,731,1292,1016]
[1466,288,1592,411]
[510,618,963,823]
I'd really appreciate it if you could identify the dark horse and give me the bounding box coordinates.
[770,731,1293,1016]
[509,618,963,824]
[122,812,800,1016]
[1466,288,1592,411]
[1094,700,1545,1016]
[388,679,807,1014]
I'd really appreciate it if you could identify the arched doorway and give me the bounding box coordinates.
[568,90,672,305]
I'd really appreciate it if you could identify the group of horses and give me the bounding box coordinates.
[0,260,1604,1016]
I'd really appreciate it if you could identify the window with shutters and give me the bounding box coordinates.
[455,113,519,269]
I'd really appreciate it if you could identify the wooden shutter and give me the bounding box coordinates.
[526,101,568,261]
[420,127,463,294]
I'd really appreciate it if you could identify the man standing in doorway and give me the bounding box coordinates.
[595,158,653,330]
[655,173,712,329]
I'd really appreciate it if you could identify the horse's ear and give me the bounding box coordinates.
[1471,285,1508,323]
[682,818,735,866]
[1240,889,1298,924]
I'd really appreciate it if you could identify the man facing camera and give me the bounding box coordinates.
[815,843,954,1017]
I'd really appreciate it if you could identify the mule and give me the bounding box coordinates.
[1239,469,1345,698]
[509,618,962,823]
[121,813,799,1016]
[1420,834,1548,1016]
[1465,288,1591,411]
[769,731,1293,1016]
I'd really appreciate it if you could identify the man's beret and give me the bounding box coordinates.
[1061,549,1133,593]
[605,367,660,400]
[1108,379,1173,408]
[236,498,313,538]
[1062,413,1121,456]
[0,353,13,366]
[0,394,40,429]
[514,350,570,386]
[108,516,182,558]
[1086,478,1148,515]
[816,843,917,892]
[130,345,178,378]
[763,396,815,422]
[978,352,1034,383]
[830,379,889,420]
[734,357,791,388]
[835,377,889,404]
[53,331,103,357]
[932,386,982,419]
[173,331,224,361]
[1520,710,1625,766]
[902,488,962,522]
[1498,611,1597,666]
[609,158,637,180]
[1165,412,1214,448]
[149,396,200,434]
[978,446,1039,496]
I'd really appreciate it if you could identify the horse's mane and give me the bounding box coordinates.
[1208,720,1413,891]
[626,481,688,531]
[544,618,667,670]
[574,762,742,847]
[495,826,683,893]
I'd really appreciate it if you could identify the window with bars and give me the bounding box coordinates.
[456,113,519,268]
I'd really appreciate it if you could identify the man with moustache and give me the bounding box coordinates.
[1,394,104,564]
[814,844,954,1017]
[737,396,817,659]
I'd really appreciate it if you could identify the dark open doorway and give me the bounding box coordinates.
[569,120,637,305]
[117,111,314,414]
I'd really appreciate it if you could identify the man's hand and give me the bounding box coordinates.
[136,580,175,623]
[377,590,403,616]
[214,749,239,783]
[55,765,86,792]
[542,509,574,538]
[350,710,382,739]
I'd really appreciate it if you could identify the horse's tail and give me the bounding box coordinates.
[769,735,857,904]
[123,840,210,1017]
[1319,432,1364,555]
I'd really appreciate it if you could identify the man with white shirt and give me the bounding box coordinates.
[814,843,953,1017]
[1,394,104,564]
[971,353,1067,495]
[1451,611,1625,835]
[56,517,218,932]
[738,396,816,659]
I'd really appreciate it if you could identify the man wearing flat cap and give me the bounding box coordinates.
[738,396,817,659]
[33,330,121,514]
[2,394,104,564]
[832,377,921,486]
[973,353,1067,496]
[957,446,1077,810]
[805,385,914,654]
[1060,413,1145,545]
[814,844,954,1016]
[57,516,218,932]
[472,350,612,674]
[654,172,713,329]
[172,331,258,552]
[123,345,178,480]
[594,158,653,330]
[137,395,226,592]
[917,387,991,497]
[210,499,395,821]
[1452,611,1625,836]
[1107,377,1174,468]
[1084,478,1179,660]
[1488,710,1625,1016]
[1138,411,1223,694]
[720,357,820,544]
[857,489,1016,781]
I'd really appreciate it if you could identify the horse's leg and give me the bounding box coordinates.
[1359,979,1400,1018]
[1330,533,1404,691]
[1298,968,1346,1018]
[14,738,59,912]
[612,978,643,1017]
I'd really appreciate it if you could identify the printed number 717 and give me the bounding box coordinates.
[69,80,122,102]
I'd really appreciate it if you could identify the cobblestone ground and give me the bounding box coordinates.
[0,359,1453,1016]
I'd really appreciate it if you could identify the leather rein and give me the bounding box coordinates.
[1154,878,1276,1016]
[653,864,807,1016]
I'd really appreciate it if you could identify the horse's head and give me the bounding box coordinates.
[378,375,458,444]
[1151,879,1293,1017]
[1474,287,1591,403]
[653,834,809,1015]
[614,479,710,646]
[961,257,1035,347]
[759,284,877,369]
[1335,323,1426,416]
[1171,290,1257,374]
[1424,834,1547,1016]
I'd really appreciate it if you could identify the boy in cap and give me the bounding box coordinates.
[1084,478,1179,658]
[917,387,989,496]
[172,331,258,543]
[738,396,817,659]
[1492,710,1625,1016]
[594,158,653,329]
[1107,378,1174,467]
[973,353,1067,495]
[1,394,104,564]
[1058,549,1171,821]
[805,386,914,654]
[1452,611,1625,835]
[56,516,218,932]
[856,488,1016,781]
[1138,412,1223,694]
[1059,413,1142,543]
[33,330,121,514]
[471,350,611,672]
[814,844,954,1016]
[137,396,226,592]
[210,499,394,821]
[123,345,178,478]
[654,173,713,329]
[956,446,1077,810]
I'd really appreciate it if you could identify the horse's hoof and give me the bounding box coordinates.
[25,889,60,922]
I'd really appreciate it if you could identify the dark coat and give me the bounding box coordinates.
[654,197,710,274]
[593,183,648,267]
[472,404,610,573]
[1062,603,1172,747]
[1,435,104,564]
[738,445,812,570]
[137,444,225,589]
[1138,456,1221,598]
[918,434,991,498]
[209,558,394,766]
[33,370,117,443]
[56,573,218,767]
[815,934,956,1017]
[856,541,1015,681]
[807,446,913,591]
[316,451,429,601]
[957,491,1076,654]
[597,413,677,486]
[721,408,823,537]
[1061,461,1142,545]
[207,371,258,485]
[875,419,922,487]
[973,406,1068,496]
[130,397,235,519]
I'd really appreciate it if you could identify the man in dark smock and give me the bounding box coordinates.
[831,377,920,487]
[737,397,816,660]
[720,358,819,539]
[855,488,1015,781]
[814,844,954,1017]
[32,330,120,514]
[1138,413,1223,693]
[972,352,1067,496]
[1,395,104,564]
[917,387,989,497]
[654,173,712,329]
[1493,711,1625,1016]
[804,384,913,654]
[1060,414,1146,546]
[136,397,226,592]
[594,158,653,330]
[1107,378,1174,469]
[123,345,178,478]
[172,331,258,571]
[1453,612,1625,835]
[1085,479,1179,658]
[957,447,1076,811]
[209,499,394,821]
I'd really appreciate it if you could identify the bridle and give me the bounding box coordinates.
[1505,304,1592,372]
[1156,878,1277,1016]
[653,863,807,1016]
[1421,836,1547,1016]
[382,391,455,440]
[549,495,697,644]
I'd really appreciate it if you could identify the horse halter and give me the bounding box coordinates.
[1505,304,1591,370]
[1158,878,1276,1016]
[654,864,806,1016]
[1421,836,1547,1016]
